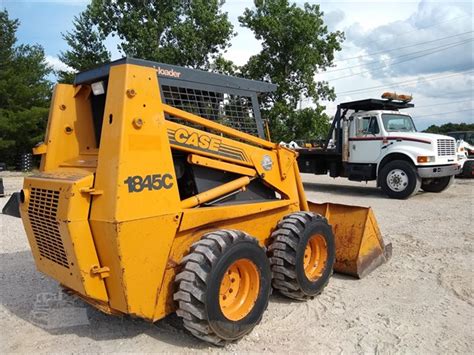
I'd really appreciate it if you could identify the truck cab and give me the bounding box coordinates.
[297,97,461,199]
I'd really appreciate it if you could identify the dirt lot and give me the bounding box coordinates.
[1,173,472,353]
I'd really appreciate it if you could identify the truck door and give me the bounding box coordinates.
[349,116,382,163]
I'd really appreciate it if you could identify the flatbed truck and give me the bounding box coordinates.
[297,98,461,199]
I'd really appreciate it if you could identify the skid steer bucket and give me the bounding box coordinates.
[308,202,392,278]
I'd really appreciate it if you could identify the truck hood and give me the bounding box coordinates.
[385,132,454,143]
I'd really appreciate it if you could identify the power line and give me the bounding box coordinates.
[329,38,473,81]
[414,89,474,100]
[391,14,472,34]
[327,36,474,73]
[304,87,473,104]
[413,108,473,118]
[335,69,473,95]
[408,99,473,109]
[337,14,473,63]
[334,30,474,63]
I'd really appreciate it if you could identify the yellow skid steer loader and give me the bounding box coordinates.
[4,58,390,345]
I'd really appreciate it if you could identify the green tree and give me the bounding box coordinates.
[83,0,234,69]
[0,10,52,167]
[239,0,344,142]
[424,122,474,134]
[58,10,111,83]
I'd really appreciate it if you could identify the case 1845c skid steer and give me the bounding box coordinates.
[4,58,391,345]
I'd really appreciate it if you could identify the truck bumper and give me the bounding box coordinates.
[417,164,461,178]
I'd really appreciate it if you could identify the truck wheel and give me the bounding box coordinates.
[379,160,421,199]
[421,175,454,193]
[461,160,474,178]
[269,212,335,301]
[174,230,271,346]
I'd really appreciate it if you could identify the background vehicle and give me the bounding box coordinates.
[3,58,390,346]
[447,131,474,178]
[297,96,460,199]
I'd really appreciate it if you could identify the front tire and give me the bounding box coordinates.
[174,230,271,346]
[379,160,421,199]
[269,212,335,300]
[421,175,454,192]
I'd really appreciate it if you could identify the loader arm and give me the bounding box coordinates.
[161,103,307,211]
[158,104,389,278]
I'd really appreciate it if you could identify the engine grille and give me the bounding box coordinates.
[437,139,456,156]
[28,188,69,268]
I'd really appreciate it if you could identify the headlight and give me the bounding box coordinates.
[417,156,435,163]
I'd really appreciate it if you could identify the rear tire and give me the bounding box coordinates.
[269,212,335,301]
[379,160,420,199]
[421,175,454,192]
[174,230,271,346]
[460,160,474,178]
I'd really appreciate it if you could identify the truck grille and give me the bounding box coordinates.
[28,188,69,268]
[437,139,455,156]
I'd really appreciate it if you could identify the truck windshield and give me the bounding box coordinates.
[382,114,416,132]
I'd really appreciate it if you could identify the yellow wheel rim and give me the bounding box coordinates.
[219,259,260,321]
[303,234,328,281]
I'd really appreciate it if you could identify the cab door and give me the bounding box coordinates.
[349,115,383,163]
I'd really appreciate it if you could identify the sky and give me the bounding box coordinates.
[2,0,473,130]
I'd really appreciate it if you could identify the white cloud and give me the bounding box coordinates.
[323,9,345,31]
[315,0,473,128]
[344,1,473,78]
[45,55,70,72]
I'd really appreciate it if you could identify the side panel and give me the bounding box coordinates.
[90,64,181,221]
[89,64,182,318]
[21,170,108,302]
[116,214,180,317]
[40,85,97,171]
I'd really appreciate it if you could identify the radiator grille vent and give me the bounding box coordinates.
[28,188,69,268]
[437,139,456,156]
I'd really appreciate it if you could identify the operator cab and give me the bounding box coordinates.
[75,57,277,146]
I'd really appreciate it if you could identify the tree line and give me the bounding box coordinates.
[423,122,474,134]
[0,0,344,167]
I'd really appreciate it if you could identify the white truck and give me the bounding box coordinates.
[297,97,461,199]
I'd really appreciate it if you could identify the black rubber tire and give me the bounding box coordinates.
[460,160,474,178]
[173,230,271,346]
[379,160,421,199]
[421,175,454,192]
[268,212,335,301]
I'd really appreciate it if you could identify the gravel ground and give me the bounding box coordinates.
[0,173,472,353]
